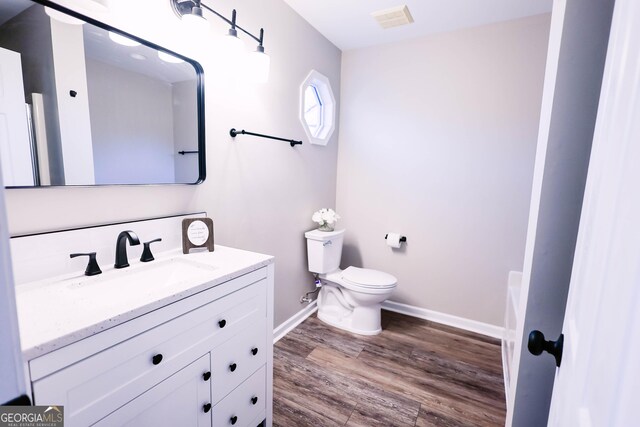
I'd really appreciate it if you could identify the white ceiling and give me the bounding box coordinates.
[83,25,196,84]
[282,0,553,51]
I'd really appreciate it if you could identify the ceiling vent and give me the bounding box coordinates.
[371,5,414,29]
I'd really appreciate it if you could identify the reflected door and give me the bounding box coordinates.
[0,46,34,186]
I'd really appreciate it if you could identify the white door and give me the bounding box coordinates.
[507,0,615,424]
[0,47,34,186]
[547,0,640,424]
[0,136,27,404]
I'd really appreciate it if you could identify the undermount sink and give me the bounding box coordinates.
[65,257,218,293]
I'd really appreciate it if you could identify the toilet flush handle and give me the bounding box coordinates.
[323,240,332,247]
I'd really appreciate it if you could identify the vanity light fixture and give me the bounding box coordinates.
[179,0,210,35]
[247,29,270,84]
[220,9,245,56]
[170,0,270,83]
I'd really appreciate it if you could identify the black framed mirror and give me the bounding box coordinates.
[0,0,205,187]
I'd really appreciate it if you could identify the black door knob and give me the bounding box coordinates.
[251,347,258,356]
[218,319,227,328]
[203,403,211,413]
[229,363,237,372]
[528,330,564,367]
[251,396,258,405]
[152,354,163,365]
[230,415,238,425]
[202,371,211,381]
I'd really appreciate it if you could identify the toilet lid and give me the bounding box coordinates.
[341,266,397,289]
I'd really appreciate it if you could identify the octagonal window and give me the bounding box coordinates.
[303,85,323,137]
[299,70,336,145]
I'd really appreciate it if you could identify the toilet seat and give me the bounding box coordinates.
[340,267,397,290]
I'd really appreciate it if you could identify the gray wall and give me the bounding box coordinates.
[4,0,341,327]
[336,14,550,326]
[86,59,176,184]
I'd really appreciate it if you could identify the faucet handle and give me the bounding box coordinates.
[140,238,162,262]
[70,252,102,276]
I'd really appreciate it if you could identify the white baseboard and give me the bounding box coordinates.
[502,339,510,402]
[382,300,505,339]
[273,300,318,343]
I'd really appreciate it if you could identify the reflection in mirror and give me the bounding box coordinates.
[0,0,204,187]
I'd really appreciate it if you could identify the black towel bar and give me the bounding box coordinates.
[230,128,302,147]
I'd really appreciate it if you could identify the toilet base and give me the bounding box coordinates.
[317,310,382,336]
[317,285,384,335]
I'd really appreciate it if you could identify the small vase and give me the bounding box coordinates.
[318,223,335,232]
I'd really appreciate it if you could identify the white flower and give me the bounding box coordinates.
[312,208,340,226]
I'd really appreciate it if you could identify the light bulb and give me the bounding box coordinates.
[181,7,210,36]
[247,46,270,84]
[220,28,245,61]
[83,0,109,13]
[108,32,140,47]
[158,51,184,64]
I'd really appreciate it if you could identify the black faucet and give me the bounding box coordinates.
[70,252,102,276]
[114,230,140,269]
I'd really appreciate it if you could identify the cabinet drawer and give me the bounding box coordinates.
[211,322,267,404]
[33,279,266,427]
[93,354,211,427]
[213,365,266,427]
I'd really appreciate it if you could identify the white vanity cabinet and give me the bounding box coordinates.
[94,354,213,427]
[23,261,274,427]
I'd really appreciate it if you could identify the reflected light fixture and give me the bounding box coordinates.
[158,51,184,64]
[108,31,141,47]
[170,0,270,83]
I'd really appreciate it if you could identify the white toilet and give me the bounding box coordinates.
[305,229,397,335]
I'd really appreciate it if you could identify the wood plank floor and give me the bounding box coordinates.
[273,310,506,427]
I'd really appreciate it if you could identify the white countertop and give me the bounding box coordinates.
[15,245,273,360]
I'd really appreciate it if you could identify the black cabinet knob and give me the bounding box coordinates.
[528,330,564,367]
[230,415,238,425]
[203,403,211,413]
[251,347,258,356]
[152,354,163,365]
[218,319,227,328]
[229,363,237,372]
[202,371,211,381]
[251,396,258,405]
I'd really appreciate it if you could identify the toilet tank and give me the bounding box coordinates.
[304,229,345,274]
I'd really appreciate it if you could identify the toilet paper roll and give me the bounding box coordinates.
[386,233,403,249]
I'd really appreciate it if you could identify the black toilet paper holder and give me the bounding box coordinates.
[385,234,407,243]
